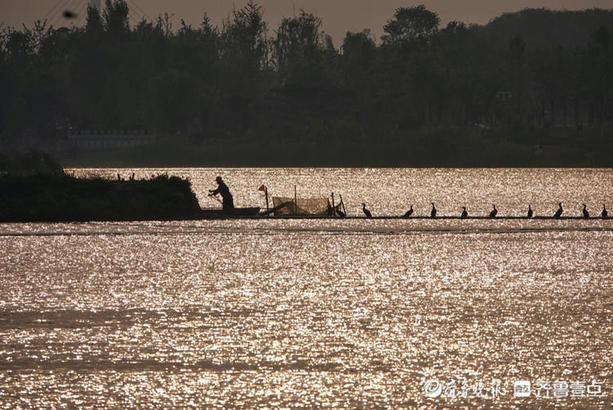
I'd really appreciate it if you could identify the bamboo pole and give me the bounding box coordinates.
[339,194,347,216]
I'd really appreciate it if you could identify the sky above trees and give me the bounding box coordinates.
[2,0,613,43]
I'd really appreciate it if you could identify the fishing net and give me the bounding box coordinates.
[271,197,331,216]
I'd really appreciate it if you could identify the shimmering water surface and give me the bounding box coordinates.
[1,168,612,407]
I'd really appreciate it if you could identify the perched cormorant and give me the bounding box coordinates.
[430,203,437,218]
[403,205,414,218]
[602,204,608,219]
[489,204,497,218]
[582,204,589,219]
[362,203,372,218]
[461,207,468,218]
[553,202,563,218]
[527,204,533,218]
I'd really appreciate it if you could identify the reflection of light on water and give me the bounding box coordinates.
[0,168,612,407]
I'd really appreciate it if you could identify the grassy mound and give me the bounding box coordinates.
[0,174,202,222]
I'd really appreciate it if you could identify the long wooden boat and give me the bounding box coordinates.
[196,211,610,220]
[200,207,261,218]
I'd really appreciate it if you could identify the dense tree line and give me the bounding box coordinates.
[1,1,612,164]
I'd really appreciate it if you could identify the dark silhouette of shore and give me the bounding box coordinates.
[0,153,201,222]
[0,3,612,167]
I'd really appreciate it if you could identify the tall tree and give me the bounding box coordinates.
[340,30,376,96]
[221,0,267,73]
[382,5,440,46]
[273,11,327,86]
[103,0,130,37]
[86,5,104,34]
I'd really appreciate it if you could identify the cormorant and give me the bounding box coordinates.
[430,203,437,218]
[489,204,497,218]
[362,203,372,218]
[461,207,468,218]
[336,207,346,218]
[63,10,77,19]
[527,204,533,218]
[553,202,563,218]
[602,204,608,219]
[582,203,589,219]
[403,205,414,218]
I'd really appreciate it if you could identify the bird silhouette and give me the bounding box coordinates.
[362,203,372,218]
[403,205,414,218]
[461,207,468,218]
[582,203,589,219]
[63,10,77,19]
[430,202,437,218]
[553,202,563,218]
[527,204,533,218]
[489,204,497,218]
[602,204,608,219]
[336,207,346,218]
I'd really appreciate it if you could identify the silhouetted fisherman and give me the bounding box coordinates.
[403,205,414,218]
[489,204,497,218]
[527,204,533,218]
[430,202,437,218]
[209,176,234,212]
[602,204,608,219]
[554,202,563,218]
[582,203,589,219]
[362,203,372,218]
[461,207,468,218]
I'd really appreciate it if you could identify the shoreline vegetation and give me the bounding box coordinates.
[0,152,202,222]
[1,2,613,167]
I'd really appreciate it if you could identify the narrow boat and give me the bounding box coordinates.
[197,212,612,220]
[200,207,260,218]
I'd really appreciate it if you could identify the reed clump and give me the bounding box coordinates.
[0,173,202,222]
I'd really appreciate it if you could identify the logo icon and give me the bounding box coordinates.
[514,380,531,397]
[424,379,442,398]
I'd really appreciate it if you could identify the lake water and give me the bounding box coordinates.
[1,168,612,407]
